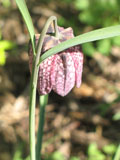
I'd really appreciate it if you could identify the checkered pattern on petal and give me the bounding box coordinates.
[37,55,54,95]
[70,46,83,88]
[51,51,75,96]
[28,26,84,96]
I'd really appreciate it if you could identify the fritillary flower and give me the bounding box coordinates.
[28,26,83,96]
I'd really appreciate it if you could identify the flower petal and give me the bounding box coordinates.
[70,46,83,88]
[51,52,75,96]
[37,55,54,95]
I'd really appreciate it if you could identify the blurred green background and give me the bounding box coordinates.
[0,0,120,160]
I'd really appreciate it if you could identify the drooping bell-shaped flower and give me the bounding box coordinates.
[28,26,83,96]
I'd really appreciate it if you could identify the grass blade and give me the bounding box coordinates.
[40,25,120,62]
[15,0,36,54]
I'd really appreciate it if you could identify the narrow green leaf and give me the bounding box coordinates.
[40,25,120,62]
[15,0,36,54]
[113,144,120,160]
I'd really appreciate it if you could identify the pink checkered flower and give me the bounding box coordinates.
[28,27,83,96]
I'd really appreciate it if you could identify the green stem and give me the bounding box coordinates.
[36,16,59,62]
[36,95,48,160]
[29,16,59,160]
[29,67,37,160]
